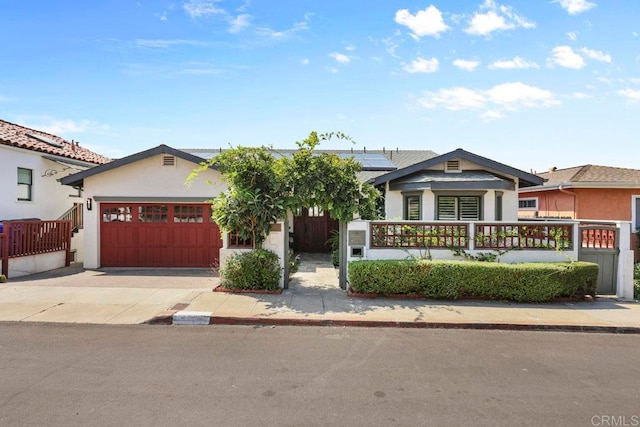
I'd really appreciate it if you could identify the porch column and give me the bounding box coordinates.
[338,220,348,290]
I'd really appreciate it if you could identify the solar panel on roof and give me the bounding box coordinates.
[27,133,63,148]
[340,153,397,171]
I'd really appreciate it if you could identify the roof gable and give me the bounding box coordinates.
[0,119,110,165]
[373,148,544,188]
[60,144,211,187]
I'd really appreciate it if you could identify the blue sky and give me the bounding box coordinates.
[1,0,639,173]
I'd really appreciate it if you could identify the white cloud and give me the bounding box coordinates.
[419,87,485,110]
[255,21,308,39]
[480,110,504,121]
[159,11,168,21]
[325,66,339,74]
[301,58,310,65]
[485,82,557,108]
[394,5,450,39]
[617,89,640,102]
[182,0,224,18]
[344,44,356,51]
[382,37,400,58]
[567,31,578,41]
[580,47,612,63]
[570,92,592,99]
[547,45,586,69]
[465,0,534,36]
[329,52,352,64]
[489,56,539,69]
[555,0,596,15]
[452,59,480,71]
[24,118,110,135]
[403,57,439,73]
[418,81,558,118]
[228,14,251,33]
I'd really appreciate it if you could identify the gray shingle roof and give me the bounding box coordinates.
[539,164,640,185]
[183,148,439,182]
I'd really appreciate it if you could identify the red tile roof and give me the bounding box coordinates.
[0,119,110,165]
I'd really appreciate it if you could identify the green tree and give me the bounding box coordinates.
[188,132,380,249]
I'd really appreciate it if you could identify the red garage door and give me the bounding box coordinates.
[100,203,222,267]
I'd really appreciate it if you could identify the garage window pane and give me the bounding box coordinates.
[138,205,168,222]
[174,205,205,223]
[103,206,132,222]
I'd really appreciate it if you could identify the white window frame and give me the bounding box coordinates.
[518,197,538,211]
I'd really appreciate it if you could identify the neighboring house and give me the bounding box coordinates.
[0,119,110,222]
[518,164,640,260]
[372,148,544,221]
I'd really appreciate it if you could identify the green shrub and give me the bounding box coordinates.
[348,260,598,303]
[221,249,282,290]
[0,274,6,283]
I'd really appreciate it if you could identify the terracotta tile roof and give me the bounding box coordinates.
[0,119,110,165]
[539,164,640,185]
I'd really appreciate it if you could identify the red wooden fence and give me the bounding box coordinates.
[0,220,72,278]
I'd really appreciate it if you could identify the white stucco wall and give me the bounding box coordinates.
[8,251,67,278]
[383,158,522,221]
[81,153,228,269]
[0,145,86,221]
[385,188,519,221]
[219,221,288,288]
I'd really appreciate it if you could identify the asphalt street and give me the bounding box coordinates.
[0,323,638,427]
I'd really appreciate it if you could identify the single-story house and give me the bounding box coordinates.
[60,144,437,269]
[518,164,640,260]
[59,144,635,298]
[371,148,544,221]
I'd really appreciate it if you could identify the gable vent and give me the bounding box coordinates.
[445,159,461,173]
[162,155,176,167]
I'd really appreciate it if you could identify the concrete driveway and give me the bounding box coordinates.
[0,264,218,324]
[7,263,219,289]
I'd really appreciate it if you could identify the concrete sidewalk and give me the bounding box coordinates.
[0,260,639,332]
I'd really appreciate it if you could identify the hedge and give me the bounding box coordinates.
[348,260,599,303]
[220,249,281,290]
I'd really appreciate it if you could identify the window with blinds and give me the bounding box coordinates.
[437,196,481,220]
[404,195,421,220]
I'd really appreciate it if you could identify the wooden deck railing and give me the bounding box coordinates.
[59,203,83,232]
[475,223,573,250]
[368,221,574,251]
[370,222,469,249]
[580,226,617,249]
[0,232,7,277]
[0,220,72,278]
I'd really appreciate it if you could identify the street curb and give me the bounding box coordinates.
[146,313,640,334]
